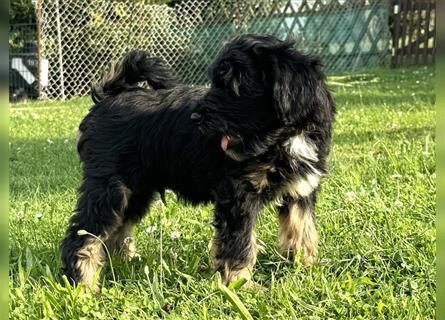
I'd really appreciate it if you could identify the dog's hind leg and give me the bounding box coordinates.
[105,220,139,261]
[212,179,262,285]
[105,192,154,261]
[60,176,131,293]
[277,193,318,266]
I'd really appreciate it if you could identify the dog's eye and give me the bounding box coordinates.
[218,68,227,76]
[217,62,231,76]
[216,69,226,80]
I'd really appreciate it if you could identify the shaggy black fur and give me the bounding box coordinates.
[60,34,335,289]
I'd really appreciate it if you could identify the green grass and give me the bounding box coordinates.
[9,66,435,319]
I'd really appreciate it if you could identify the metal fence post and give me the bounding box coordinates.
[36,0,42,99]
[55,0,65,100]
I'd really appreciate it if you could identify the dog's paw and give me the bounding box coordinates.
[222,266,252,286]
[125,251,142,261]
[83,282,101,296]
[280,246,296,261]
[122,237,141,261]
[280,246,317,267]
[302,252,317,267]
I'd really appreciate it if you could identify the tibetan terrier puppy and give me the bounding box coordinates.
[61,34,335,292]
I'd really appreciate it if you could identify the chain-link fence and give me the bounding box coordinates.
[9,23,39,101]
[38,0,391,100]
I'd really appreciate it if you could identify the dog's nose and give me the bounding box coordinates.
[190,113,202,121]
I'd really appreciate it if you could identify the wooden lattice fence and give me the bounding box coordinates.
[180,0,392,82]
[390,0,436,67]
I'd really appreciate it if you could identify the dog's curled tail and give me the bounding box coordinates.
[91,50,178,103]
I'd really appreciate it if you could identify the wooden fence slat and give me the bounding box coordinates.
[430,1,437,63]
[391,0,435,67]
[414,1,422,64]
[423,0,431,65]
[395,47,434,55]
[401,0,409,66]
[392,0,401,67]
[406,0,415,64]
[396,0,404,67]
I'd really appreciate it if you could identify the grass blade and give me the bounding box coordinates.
[218,284,253,320]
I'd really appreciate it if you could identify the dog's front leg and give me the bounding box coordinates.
[277,194,318,266]
[212,179,261,285]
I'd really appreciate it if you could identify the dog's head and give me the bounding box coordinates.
[192,34,334,161]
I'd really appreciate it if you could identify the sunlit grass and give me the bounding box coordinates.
[9,66,435,319]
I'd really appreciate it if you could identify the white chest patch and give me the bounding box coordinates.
[282,133,322,198]
[286,173,320,198]
[288,134,318,162]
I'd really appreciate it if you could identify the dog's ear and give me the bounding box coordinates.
[253,39,330,124]
[212,60,240,96]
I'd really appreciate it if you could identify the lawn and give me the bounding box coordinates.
[9,67,435,319]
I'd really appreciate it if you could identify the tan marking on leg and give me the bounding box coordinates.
[122,236,140,261]
[247,171,269,191]
[73,181,131,293]
[246,163,274,192]
[279,205,318,266]
[75,237,105,293]
[222,263,253,285]
[103,183,134,258]
[301,213,318,266]
[212,232,258,285]
[106,222,140,261]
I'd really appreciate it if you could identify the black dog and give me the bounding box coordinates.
[61,34,335,292]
